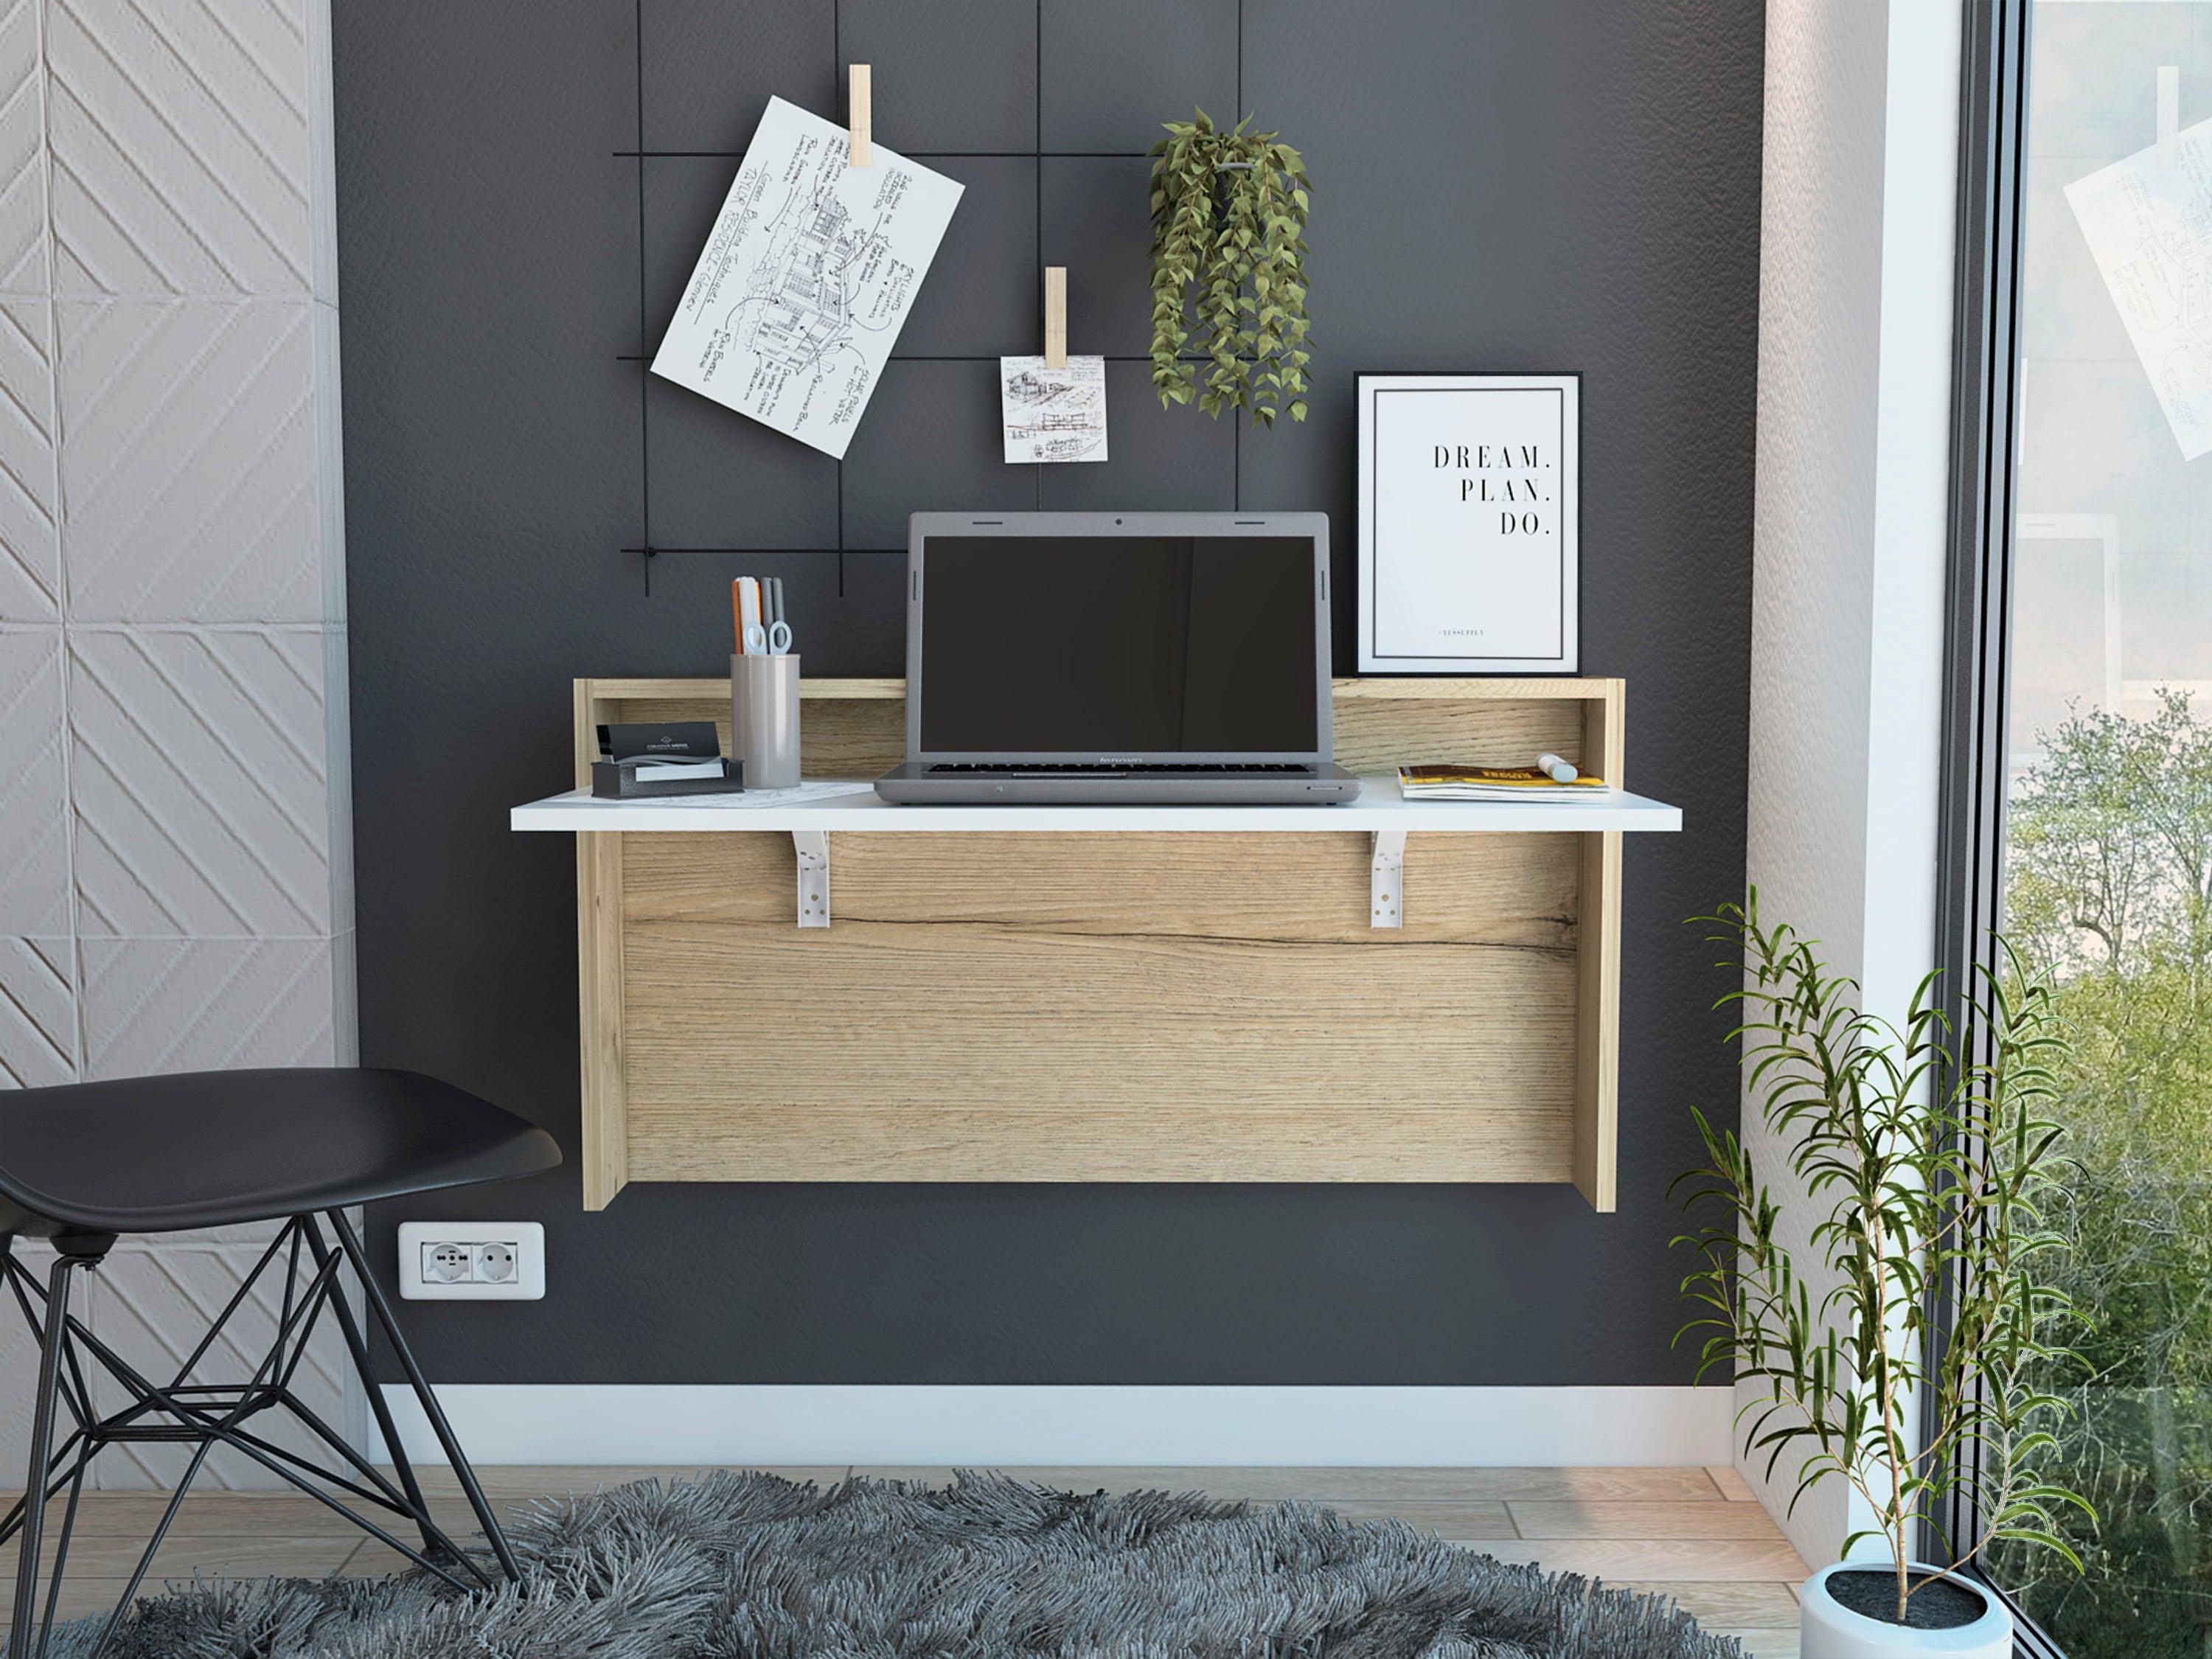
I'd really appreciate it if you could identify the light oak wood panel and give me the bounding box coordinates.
[624,831,1579,947]
[0,1491,487,1539]
[576,681,629,1208]
[1572,682,1625,1210]
[1615,1582,1804,1627]
[605,686,904,779]
[1707,1464,1759,1502]
[577,830,627,1209]
[4,1530,361,1577]
[1275,1498,1517,1534]
[1332,696,1583,773]
[1444,1537,1812,1582]
[1508,1499,1790,1540]
[591,678,1597,778]
[624,922,1575,1183]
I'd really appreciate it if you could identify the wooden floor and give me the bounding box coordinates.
[0,1466,1809,1656]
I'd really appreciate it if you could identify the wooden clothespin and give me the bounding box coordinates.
[1043,266,1068,369]
[849,64,872,167]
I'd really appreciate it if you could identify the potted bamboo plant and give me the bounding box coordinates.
[1673,894,2091,1658]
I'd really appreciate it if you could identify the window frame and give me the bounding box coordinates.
[1927,3,2067,1652]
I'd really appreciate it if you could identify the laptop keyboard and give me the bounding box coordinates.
[927,762,1310,775]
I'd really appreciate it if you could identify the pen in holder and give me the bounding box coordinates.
[731,653,801,789]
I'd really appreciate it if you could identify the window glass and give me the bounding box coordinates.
[1995,6,2212,1647]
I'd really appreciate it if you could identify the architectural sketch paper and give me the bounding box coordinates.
[2067,118,2212,458]
[999,356,1108,462]
[651,96,963,459]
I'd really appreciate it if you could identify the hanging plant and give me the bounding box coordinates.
[1147,109,1311,425]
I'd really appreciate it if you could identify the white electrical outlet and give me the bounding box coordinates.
[397,1222,545,1301]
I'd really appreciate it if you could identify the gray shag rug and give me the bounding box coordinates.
[52,1471,1742,1658]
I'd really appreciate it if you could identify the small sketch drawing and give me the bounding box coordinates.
[1000,355,1108,464]
[651,97,963,460]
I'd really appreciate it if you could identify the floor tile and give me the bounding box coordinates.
[1441,1537,1811,1582]
[1613,1580,1804,1626]
[1707,1464,1759,1501]
[1508,1500,1787,1540]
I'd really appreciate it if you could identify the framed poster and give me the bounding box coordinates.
[1357,372,1579,673]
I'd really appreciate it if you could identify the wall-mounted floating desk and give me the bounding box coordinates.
[515,678,1681,1213]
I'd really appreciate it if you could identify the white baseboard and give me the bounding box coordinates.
[370,1385,1733,1469]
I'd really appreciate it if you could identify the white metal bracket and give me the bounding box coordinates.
[793,831,830,928]
[1370,830,1405,929]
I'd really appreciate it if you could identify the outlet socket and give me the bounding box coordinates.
[397,1222,545,1301]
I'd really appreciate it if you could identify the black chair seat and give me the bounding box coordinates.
[0,1066,560,1652]
[0,1068,560,1239]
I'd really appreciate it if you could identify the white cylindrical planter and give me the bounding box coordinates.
[1801,1562,2010,1659]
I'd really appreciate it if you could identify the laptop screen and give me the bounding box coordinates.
[919,534,1320,754]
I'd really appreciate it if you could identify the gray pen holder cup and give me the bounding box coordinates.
[731,653,801,789]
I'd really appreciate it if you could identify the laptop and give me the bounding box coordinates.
[874,512,1360,806]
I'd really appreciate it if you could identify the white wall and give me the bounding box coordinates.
[1745,0,1958,1565]
[0,0,353,1487]
[369,1385,1736,1472]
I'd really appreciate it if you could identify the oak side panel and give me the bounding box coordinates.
[1573,684,1627,1211]
[573,681,628,1209]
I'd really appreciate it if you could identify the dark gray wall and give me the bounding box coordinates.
[334,0,1763,1386]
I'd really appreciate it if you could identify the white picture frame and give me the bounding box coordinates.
[1357,372,1580,674]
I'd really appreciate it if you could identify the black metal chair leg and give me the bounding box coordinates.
[325,1209,522,1582]
[11,1252,84,1659]
[294,1215,448,1563]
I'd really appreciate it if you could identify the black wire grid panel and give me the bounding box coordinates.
[0,1213,518,1659]
[619,0,1248,594]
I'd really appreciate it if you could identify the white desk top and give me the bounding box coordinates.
[510,776,1683,833]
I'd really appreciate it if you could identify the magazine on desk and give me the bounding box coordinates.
[1398,765,1612,803]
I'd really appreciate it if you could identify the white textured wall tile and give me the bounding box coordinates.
[0,298,58,619]
[319,622,350,929]
[79,936,335,1078]
[310,299,341,622]
[69,628,331,936]
[0,629,66,935]
[328,926,355,1065]
[0,0,45,294]
[48,0,310,296]
[307,0,335,307]
[0,936,72,1087]
[86,1242,348,1490]
[57,300,318,622]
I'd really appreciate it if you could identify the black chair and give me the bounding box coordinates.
[0,1068,560,1658]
